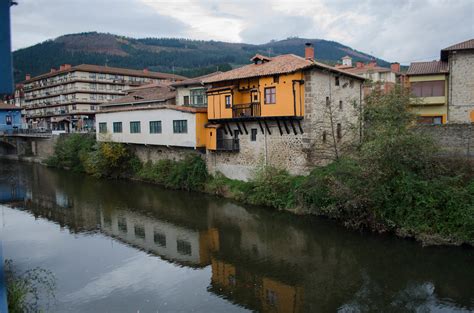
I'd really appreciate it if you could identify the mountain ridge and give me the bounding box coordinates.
[13,32,392,82]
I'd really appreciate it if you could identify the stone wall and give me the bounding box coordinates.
[448,51,474,123]
[207,69,363,181]
[131,144,203,164]
[0,135,58,162]
[415,124,473,158]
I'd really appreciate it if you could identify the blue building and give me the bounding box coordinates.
[0,101,22,134]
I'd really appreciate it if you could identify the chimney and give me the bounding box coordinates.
[25,74,31,81]
[368,60,377,68]
[50,68,57,73]
[143,68,149,74]
[356,62,364,69]
[305,43,314,61]
[64,64,72,70]
[59,65,65,71]
[390,62,400,73]
[342,56,352,67]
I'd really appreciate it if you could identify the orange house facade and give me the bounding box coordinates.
[202,45,365,180]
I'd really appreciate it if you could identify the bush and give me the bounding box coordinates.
[46,134,95,172]
[83,142,139,178]
[138,155,208,191]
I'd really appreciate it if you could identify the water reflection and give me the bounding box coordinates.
[1,161,473,313]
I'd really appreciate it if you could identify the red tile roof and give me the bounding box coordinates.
[171,72,222,87]
[0,102,20,110]
[101,85,176,107]
[24,64,187,83]
[345,66,392,75]
[441,38,474,60]
[202,54,364,83]
[98,104,206,114]
[406,60,449,75]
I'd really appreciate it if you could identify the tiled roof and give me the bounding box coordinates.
[98,104,206,114]
[101,85,176,107]
[0,102,20,110]
[171,72,222,87]
[202,54,364,83]
[24,64,187,83]
[441,38,474,60]
[406,60,449,75]
[345,66,392,75]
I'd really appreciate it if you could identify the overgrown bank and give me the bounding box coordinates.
[45,88,474,246]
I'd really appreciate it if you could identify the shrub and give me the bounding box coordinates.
[46,134,95,172]
[83,142,139,178]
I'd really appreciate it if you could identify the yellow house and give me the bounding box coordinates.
[202,53,310,151]
[406,60,449,124]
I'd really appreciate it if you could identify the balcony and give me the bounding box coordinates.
[216,138,239,152]
[410,96,447,106]
[232,102,261,118]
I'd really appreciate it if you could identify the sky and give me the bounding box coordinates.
[10,0,474,64]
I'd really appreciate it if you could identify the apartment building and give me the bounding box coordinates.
[202,44,364,180]
[407,38,474,124]
[22,64,186,132]
[336,56,405,95]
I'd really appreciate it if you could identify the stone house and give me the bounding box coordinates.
[202,44,365,181]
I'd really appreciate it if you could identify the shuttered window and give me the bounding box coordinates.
[411,81,445,97]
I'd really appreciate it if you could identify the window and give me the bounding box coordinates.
[326,96,330,106]
[335,76,340,86]
[339,100,343,110]
[225,95,231,108]
[90,83,97,90]
[130,121,141,133]
[417,116,443,125]
[264,87,276,104]
[134,224,145,239]
[149,121,162,134]
[72,105,77,110]
[337,123,342,140]
[118,216,127,233]
[273,75,279,83]
[190,88,206,106]
[173,120,187,133]
[183,95,190,105]
[251,128,257,141]
[89,73,96,79]
[411,81,445,97]
[113,122,122,133]
[177,239,192,256]
[5,115,12,125]
[99,122,107,133]
[349,80,354,88]
[90,105,96,111]
[91,94,97,100]
[322,131,327,143]
[154,231,166,247]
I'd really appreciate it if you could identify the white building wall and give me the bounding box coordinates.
[96,108,198,148]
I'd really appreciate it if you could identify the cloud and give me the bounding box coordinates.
[11,0,474,63]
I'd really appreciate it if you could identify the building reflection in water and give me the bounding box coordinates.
[1,162,473,313]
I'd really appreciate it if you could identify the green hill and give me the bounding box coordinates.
[13,32,391,82]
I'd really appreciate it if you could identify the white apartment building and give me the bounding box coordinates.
[22,64,186,132]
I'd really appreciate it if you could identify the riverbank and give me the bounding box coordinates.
[34,132,472,247]
[14,88,474,247]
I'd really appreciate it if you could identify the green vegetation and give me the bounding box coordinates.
[46,87,473,245]
[13,32,389,82]
[4,260,56,313]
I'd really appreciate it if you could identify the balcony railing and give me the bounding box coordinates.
[232,102,261,118]
[216,139,240,152]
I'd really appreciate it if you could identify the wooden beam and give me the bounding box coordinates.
[283,120,290,134]
[236,122,243,135]
[223,124,228,135]
[276,120,283,136]
[258,120,264,134]
[298,120,304,134]
[289,119,297,135]
[241,121,248,135]
[264,120,271,135]
[226,123,233,135]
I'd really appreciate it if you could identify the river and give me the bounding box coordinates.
[0,160,473,312]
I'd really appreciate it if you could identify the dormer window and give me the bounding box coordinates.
[250,54,272,65]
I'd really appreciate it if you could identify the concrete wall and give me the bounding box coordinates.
[415,124,473,158]
[96,108,199,148]
[448,51,474,123]
[0,135,58,162]
[207,69,363,181]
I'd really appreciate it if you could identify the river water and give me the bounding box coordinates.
[0,160,472,312]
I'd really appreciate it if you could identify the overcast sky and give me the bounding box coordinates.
[10,0,474,64]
